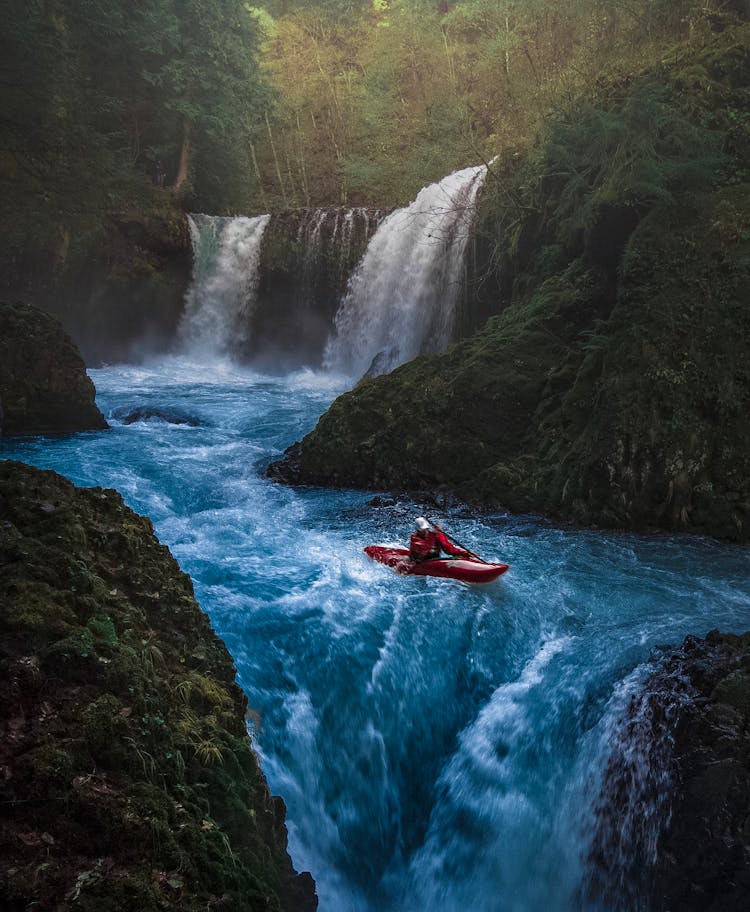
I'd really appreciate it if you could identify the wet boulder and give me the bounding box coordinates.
[111,406,201,426]
[0,300,107,436]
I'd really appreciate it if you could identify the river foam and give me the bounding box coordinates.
[4,360,750,911]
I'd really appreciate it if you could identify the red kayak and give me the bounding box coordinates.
[364,546,509,584]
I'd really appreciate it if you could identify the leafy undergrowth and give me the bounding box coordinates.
[0,461,315,911]
[280,23,750,541]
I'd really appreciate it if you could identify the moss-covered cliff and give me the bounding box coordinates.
[270,24,750,541]
[0,301,107,437]
[0,460,316,911]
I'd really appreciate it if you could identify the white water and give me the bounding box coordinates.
[5,359,750,912]
[182,207,385,369]
[179,213,270,357]
[180,166,486,377]
[324,165,488,377]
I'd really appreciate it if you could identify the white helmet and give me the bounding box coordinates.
[415,516,430,531]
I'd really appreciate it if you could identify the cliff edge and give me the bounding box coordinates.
[0,460,316,912]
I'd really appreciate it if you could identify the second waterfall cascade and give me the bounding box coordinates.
[179,214,270,359]
[324,164,489,378]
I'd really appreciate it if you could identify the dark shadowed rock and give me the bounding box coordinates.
[0,301,107,437]
[366,495,397,507]
[267,442,304,484]
[589,631,750,912]
[111,406,202,427]
[0,460,317,912]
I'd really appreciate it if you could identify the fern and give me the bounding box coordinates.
[537,77,723,247]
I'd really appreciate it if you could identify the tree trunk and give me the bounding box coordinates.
[265,111,290,207]
[249,142,270,212]
[173,119,191,192]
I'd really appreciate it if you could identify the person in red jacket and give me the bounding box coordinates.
[409,517,472,561]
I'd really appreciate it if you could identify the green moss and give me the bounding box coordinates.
[1,584,76,638]
[0,460,314,912]
[86,613,118,648]
[15,744,75,798]
[69,868,161,912]
[82,694,127,755]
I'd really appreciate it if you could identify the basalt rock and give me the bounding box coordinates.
[589,631,750,912]
[0,301,107,437]
[0,460,317,912]
[250,207,387,370]
[111,406,202,427]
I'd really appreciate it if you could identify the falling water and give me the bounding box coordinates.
[323,165,488,378]
[180,208,385,368]
[179,213,270,358]
[585,651,697,911]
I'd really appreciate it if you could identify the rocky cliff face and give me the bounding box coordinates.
[268,25,750,541]
[0,460,316,912]
[589,631,750,912]
[251,207,387,370]
[0,301,107,437]
[1,197,192,366]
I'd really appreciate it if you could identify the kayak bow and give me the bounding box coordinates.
[364,546,509,584]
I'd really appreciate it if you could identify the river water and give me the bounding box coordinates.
[5,358,750,911]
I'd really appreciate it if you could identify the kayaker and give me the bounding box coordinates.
[409,517,471,562]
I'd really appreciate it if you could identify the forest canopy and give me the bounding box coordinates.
[249,0,750,208]
[1,0,748,235]
[0,0,269,219]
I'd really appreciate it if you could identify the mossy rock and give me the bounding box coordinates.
[0,460,317,912]
[0,301,107,436]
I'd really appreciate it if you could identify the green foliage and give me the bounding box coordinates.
[0,0,269,282]
[251,0,748,207]
[538,79,724,246]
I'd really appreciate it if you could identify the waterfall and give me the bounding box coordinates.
[323,164,488,378]
[250,206,384,370]
[178,165,486,373]
[179,213,270,359]
[585,655,696,911]
[180,208,384,368]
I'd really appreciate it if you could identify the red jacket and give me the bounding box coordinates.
[409,529,470,561]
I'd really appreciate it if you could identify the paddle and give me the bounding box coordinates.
[425,517,488,563]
